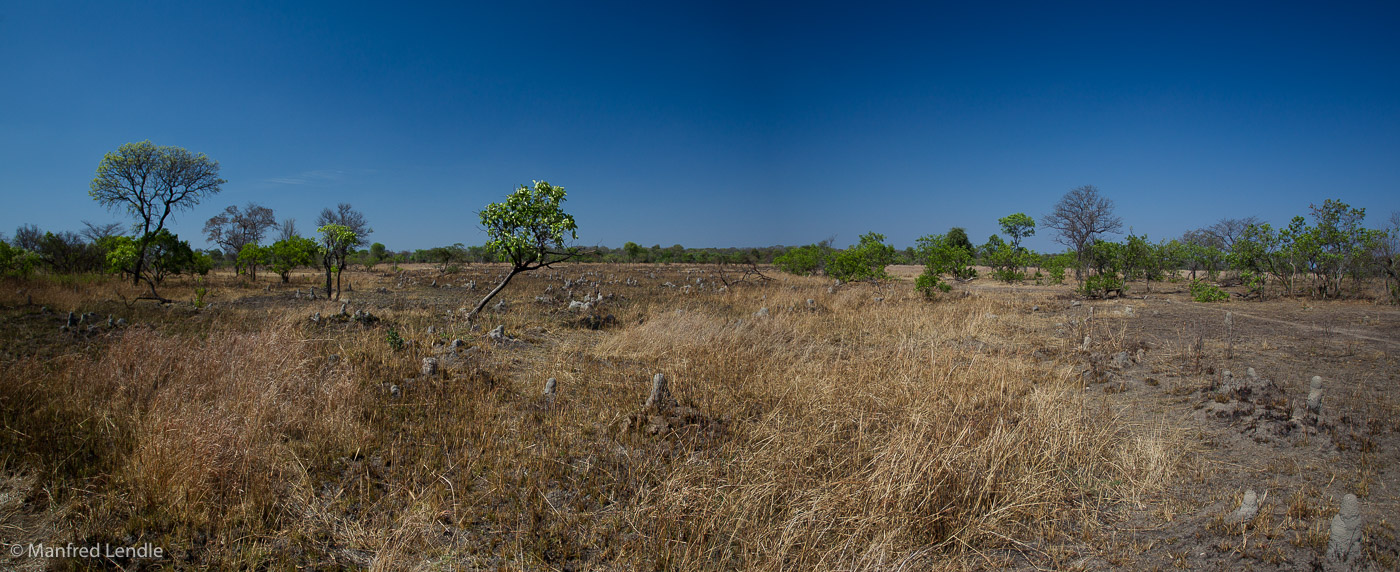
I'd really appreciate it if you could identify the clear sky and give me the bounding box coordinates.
[2,1,1398,253]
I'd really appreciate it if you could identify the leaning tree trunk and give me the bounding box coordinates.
[465,268,522,322]
[334,268,342,301]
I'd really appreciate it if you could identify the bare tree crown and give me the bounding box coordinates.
[204,203,276,256]
[1041,185,1124,252]
[316,203,372,240]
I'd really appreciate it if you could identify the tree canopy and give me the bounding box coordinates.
[89,141,224,288]
[467,181,579,320]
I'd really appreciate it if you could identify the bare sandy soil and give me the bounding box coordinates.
[919,268,1400,570]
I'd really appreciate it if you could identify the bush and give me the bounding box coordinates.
[1189,279,1228,302]
[1040,252,1074,285]
[774,244,828,276]
[1079,273,1125,298]
[915,234,977,281]
[915,270,952,299]
[0,240,38,278]
[827,232,895,282]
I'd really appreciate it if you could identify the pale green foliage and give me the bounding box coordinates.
[1189,279,1229,302]
[480,181,578,269]
[90,140,224,291]
[104,236,140,278]
[238,243,270,280]
[0,239,38,278]
[464,181,580,320]
[317,224,360,299]
[318,225,360,266]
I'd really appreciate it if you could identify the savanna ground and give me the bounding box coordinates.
[0,262,1396,570]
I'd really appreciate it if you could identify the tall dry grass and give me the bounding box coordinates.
[0,266,1181,569]
[581,284,1178,569]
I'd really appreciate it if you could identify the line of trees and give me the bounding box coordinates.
[0,141,381,302]
[767,185,1399,304]
[7,143,1399,306]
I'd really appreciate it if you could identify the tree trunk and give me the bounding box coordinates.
[136,273,170,304]
[465,268,521,322]
[324,266,333,299]
[334,268,342,301]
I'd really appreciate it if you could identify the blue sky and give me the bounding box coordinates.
[2,1,1397,252]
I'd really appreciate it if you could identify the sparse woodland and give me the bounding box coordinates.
[2,171,1399,569]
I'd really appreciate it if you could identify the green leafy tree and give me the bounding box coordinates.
[317,224,360,300]
[1179,229,1226,280]
[268,236,320,283]
[99,230,201,300]
[915,233,977,280]
[981,234,1027,283]
[914,233,976,297]
[998,213,1036,250]
[134,229,204,286]
[946,227,974,255]
[1080,239,1126,297]
[622,241,646,263]
[1230,219,1312,299]
[369,242,387,262]
[1305,199,1371,298]
[237,243,270,281]
[467,181,579,320]
[89,141,224,288]
[827,232,895,282]
[774,244,829,276]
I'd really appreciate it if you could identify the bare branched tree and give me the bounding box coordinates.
[12,224,43,251]
[80,221,125,243]
[1205,216,1262,251]
[1180,228,1224,250]
[316,204,372,240]
[277,218,298,242]
[204,203,276,273]
[1041,185,1124,278]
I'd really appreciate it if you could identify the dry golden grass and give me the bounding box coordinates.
[0,265,1185,569]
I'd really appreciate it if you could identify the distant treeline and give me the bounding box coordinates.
[5,199,1397,304]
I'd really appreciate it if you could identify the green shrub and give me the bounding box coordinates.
[386,328,405,351]
[914,234,977,280]
[1040,252,1074,285]
[774,244,828,276]
[193,281,209,309]
[0,240,38,278]
[827,232,895,282]
[915,270,952,299]
[1189,279,1228,302]
[1080,273,1126,298]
